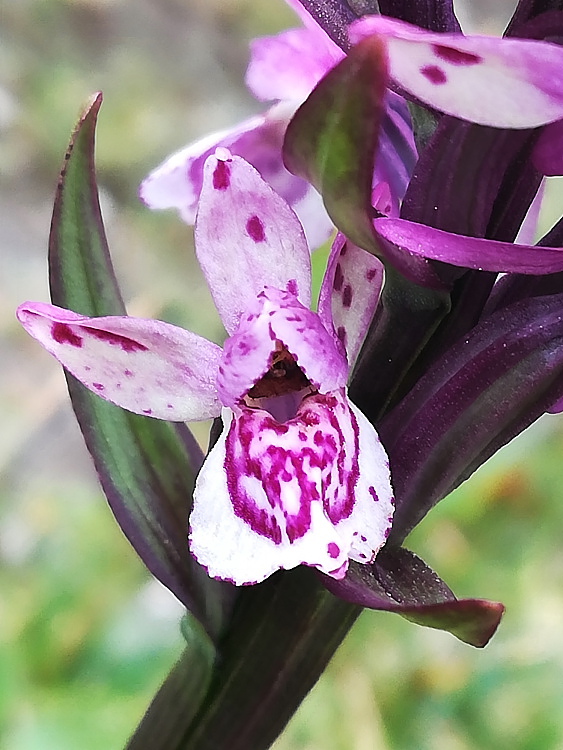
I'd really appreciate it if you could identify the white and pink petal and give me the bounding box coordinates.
[16,302,223,421]
[196,151,312,335]
[350,16,563,128]
[318,234,384,368]
[189,390,393,585]
[333,397,394,564]
[190,408,350,585]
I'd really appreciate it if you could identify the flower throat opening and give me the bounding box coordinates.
[245,343,315,423]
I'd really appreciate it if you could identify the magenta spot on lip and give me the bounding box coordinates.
[86,328,148,353]
[142,408,152,415]
[327,542,340,559]
[421,64,447,84]
[124,369,133,377]
[369,487,379,502]
[433,43,482,66]
[51,322,83,348]
[93,382,104,390]
[333,263,344,292]
[213,159,231,190]
[336,326,347,347]
[342,284,353,309]
[287,279,298,297]
[246,214,266,243]
[366,268,377,282]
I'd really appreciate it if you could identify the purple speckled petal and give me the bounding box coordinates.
[217,285,348,407]
[374,217,563,275]
[190,388,392,585]
[17,302,222,421]
[246,27,343,103]
[350,16,563,128]
[318,233,384,368]
[196,152,312,335]
[533,119,563,176]
[140,104,332,251]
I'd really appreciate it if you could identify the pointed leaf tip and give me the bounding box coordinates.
[283,35,388,253]
[322,548,505,647]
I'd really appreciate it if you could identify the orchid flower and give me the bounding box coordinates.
[139,2,417,248]
[17,148,393,586]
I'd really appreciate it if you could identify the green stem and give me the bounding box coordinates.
[126,569,360,750]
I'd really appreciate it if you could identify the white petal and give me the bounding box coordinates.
[195,150,312,334]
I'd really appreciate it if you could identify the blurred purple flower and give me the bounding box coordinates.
[139,3,417,248]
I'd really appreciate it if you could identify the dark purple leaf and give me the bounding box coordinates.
[402,120,539,241]
[379,293,563,543]
[376,0,461,33]
[294,0,360,50]
[349,268,451,422]
[322,548,503,647]
[507,0,563,34]
[178,569,359,750]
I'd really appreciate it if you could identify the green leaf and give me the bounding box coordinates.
[283,36,388,253]
[48,93,234,640]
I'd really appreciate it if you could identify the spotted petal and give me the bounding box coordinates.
[195,151,312,335]
[318,233,384,368]
[16,302,222,421]
[350,16,563,128]
[189,390,393,585]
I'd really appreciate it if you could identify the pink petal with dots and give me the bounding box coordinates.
[217,285,348,408]
[318,234,384,368]
[246,27,343,103]
[139,104,332,250]
[195,151,312,335]
[16,302,222,421]
[350,16,563,128]
[189,389,393,585]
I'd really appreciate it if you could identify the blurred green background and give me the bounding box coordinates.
[2,1,563,748]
